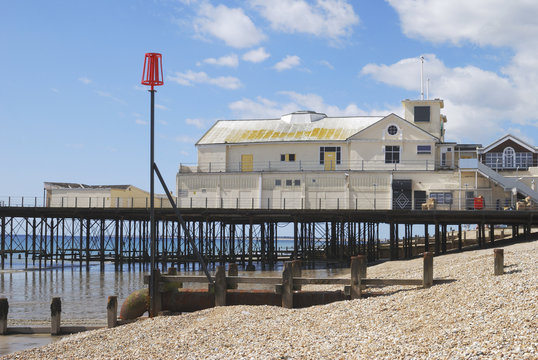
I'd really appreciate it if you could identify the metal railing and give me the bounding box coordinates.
[180,159,442,173]
[0,191,533,211]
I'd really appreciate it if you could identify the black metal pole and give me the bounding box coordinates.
[149,89,157,317]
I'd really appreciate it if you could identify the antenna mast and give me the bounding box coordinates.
[420,56,424,100]
[427,78,430,100]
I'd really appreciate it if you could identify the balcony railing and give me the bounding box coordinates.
[0,193,527,211]
[180,159,442,173]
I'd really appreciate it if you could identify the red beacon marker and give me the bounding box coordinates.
[141,53,164,90]
[142,52,163,317]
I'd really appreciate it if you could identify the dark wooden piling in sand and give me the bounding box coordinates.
[494,249,504,275]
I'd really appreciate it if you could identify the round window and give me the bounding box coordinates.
[387,125,398,135]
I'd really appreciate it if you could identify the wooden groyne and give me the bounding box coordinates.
[0,249,509,335]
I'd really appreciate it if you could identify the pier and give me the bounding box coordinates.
[0,206,537,271]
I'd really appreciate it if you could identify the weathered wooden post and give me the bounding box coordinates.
[291,260,302,291]
[494,249,504,276]
[214,266,227,306]
[152,269,162,316]
[357,254,367,289]
[423,252,433,288]
[0,298,8,335]
[350,256,362,299]
[51,297,61,335]
[107,296,118,328]
[228,263,238,289]
[282,262,293,308]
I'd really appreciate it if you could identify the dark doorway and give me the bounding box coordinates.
[393,180,412,210]
[414,190,427,210]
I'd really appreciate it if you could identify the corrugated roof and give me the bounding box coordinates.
[44,182,131,190]
[197,116,384,145]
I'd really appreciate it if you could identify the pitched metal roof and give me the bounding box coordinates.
[196,115,384,145]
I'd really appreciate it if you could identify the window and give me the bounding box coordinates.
[385,145,400,163]
[414,106,430,122]
[485,153,503,168]
[387,125,398,135]
[503,147,515,168]
[294,179,301,186]
[275,179,282,186]
[319,146,341,164]
[285,179,292,186]
[281,154,296,162]
[430,192,453,205]
[485,151,532,169]
[515,152,533,168]
[417,145,431,154]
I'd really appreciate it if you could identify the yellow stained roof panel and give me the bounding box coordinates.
[198,116,384,145]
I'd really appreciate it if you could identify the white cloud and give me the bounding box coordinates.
[175,135,197,143]
[201,54,239,67]
[361,54,525,142]
[50,88,59,93]
[319,60,334,70]
[228,91,386,119]
[186,118,206,129]
[250,0,359,40]
[274,55,301,71]
[78,77,92,85]
[242,47,270,63]
[194,3,265,48]
[95,90,126,105]
[387,0,538,49]
[133,85,146,91]
[382,1,538,143]
[168,70,241,89]
[135,119,147,125]
[156,104,168,110]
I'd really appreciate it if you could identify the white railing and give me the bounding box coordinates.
[181,159,440,173]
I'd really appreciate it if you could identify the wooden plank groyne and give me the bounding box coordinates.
[0,249,510,336]
[142,254,452,314]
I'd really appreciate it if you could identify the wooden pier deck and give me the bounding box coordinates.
[0,207,536,271]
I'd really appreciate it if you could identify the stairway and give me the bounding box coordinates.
[459,159,538,202]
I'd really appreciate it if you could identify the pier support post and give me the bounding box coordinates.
[350,256,362,299]
[107,296,118,328]
[494,249,504,276]
[51,297,61,335]
[228,263,238,289]
[0,298,8,335]
[423,252,433,288]
[282,262,293,308]
[291,260,302,291]
[214,265,227,306]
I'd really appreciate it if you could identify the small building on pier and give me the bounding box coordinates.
[177,98,538,210]
[44,182,170,208]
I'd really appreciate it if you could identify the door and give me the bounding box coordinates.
[414,190,427,210]
[465,191,475,210]
[392,180,412,210]
[241,154,253,172]
[324,152,336,170]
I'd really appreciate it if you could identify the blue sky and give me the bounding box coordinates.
[2,0,537,197]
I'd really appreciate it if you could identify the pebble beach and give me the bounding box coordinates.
[2,241,536,359]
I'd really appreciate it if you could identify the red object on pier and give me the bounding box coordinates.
[141,53,163,90]
[474,196,484,210]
